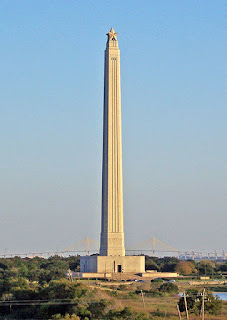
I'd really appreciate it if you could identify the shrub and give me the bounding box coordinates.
[158,282,178,294]
[150,278,163,283]
[87,299,108,319]
[107,307,149,320]
[52,314,81,320]
[152,308,166,317]
[204,292,222,315]
[118,284,128,291]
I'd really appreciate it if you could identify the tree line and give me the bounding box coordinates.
[0,255,225,319]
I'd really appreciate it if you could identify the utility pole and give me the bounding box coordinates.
[183,291,189,320]
[176,305,181,319]
[68,269,73,282]
[140,290,145,308]
[201,288,205,320]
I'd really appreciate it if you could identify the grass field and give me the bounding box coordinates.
[80,278,227,319]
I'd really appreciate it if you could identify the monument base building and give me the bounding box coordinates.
[80,255,145,274]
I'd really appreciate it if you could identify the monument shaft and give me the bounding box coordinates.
[100,29,125,256]
[80,29,145,274]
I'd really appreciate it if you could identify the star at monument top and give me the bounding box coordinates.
[106,27,118,41]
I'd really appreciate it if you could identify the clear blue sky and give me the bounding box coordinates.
[0,1,226,254]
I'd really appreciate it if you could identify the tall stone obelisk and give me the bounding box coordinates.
[80,29,145,274]
[100,28,125,257]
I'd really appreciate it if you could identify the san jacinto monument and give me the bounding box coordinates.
[80,28,145,275]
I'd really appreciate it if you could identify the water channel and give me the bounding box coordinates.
[213,292,227,301]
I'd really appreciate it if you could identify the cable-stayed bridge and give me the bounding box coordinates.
[0,237,226,260]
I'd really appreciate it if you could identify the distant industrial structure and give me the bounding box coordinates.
[1,237,226,261]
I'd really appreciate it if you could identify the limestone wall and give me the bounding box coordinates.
[80,255,145,273]
[140,272,179,278]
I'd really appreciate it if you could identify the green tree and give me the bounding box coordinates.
[175,261,197,275]
[12,288,37,300]
[197,260,216,276]
[218,262,227,272]
[0,279,11,296]
[178,289,222,315]
[46,280,87,300]
[72,305,91,319]
[145,256,159,271]
[178,288,199,312]
[160,257,179,272]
